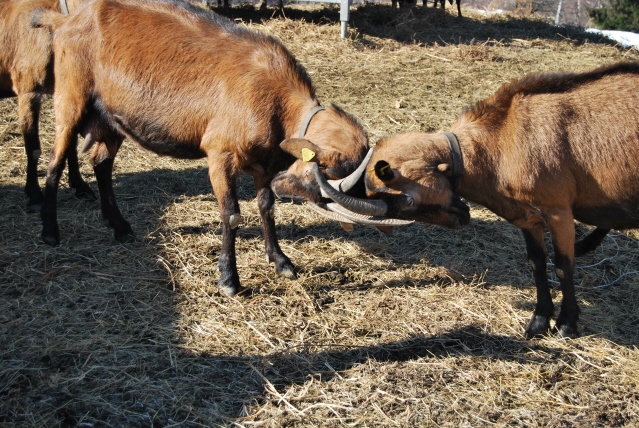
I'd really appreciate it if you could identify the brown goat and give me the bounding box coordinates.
[433,0,461,17]
[357,62,639,338]
[0,0,94,210]
[390,0,461,17]
[33,0,369,296]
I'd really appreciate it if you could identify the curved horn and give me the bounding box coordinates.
[312,163,388,216]
[326,203,414,226]
[326,148,374,193]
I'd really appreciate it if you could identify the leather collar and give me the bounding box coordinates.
[443,131,463,189]
[298,105,325,138]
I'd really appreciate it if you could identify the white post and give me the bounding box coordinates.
[340,0,350,39]
[555,0,563,25]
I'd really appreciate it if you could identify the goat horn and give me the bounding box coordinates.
[325,203,414,226]
[325,148,374,193]
[312,162,388,216]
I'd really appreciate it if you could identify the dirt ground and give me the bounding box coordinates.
[1,3,639,427]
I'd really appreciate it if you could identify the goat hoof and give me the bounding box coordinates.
[25,190,44,213]
[41,233,60,247]
[556,326,579,339]
[115,232,135,244]
[75,186,97,201]
[218,283,243,297]
[278,266,296,279]
[270,253,295,278]
[554,322,579,339]
[524,314,551,339]
[27,201,43,214]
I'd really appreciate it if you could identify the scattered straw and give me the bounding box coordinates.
[2,3,639,427]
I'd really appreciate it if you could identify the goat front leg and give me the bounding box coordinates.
[547,211,579,338]
[17,91,44,212]
[522,225,554,338]
[90,140,134,243]
[207,151,242,296]
[254,176,295,279]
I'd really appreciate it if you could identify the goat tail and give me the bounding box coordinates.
[31,8,67,32]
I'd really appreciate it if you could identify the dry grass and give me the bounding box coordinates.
[2,4,639,427]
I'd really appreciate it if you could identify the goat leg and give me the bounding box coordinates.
[208,151,242,296]
[256,181,295,279]
[18,92,44,212]
[522,226,554,338]
[548,213,580,338]
[91,141,134,244]
[41,144,70,246]
[66,134,97,202]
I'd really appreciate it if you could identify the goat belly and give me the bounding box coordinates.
[133,137,206,159]
[573,203,639,229]
[112,115,206,159]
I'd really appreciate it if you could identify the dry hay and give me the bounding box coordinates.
[1,4,639,427]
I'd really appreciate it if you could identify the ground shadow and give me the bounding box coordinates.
[2,164,637,348]
[2,167,638,425]
[212,3,619,47]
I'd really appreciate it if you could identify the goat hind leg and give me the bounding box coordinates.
[522,225,554,338]
[547,213,579,338]
[91,140,134,243]
[66,134,97,201]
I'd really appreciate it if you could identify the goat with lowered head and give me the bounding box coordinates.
[323,62,639,338]
[1,0,94,210]
[32,0,403,296]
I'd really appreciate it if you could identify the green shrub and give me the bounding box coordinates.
[589,0,639,31]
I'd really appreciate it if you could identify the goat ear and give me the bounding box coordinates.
[374,160,394,182]
[280,138,323,162]
[437,163,453,176]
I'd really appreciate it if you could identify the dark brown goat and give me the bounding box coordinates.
[433,0,461,17]
[33,0,369,296]
[357,62,639,338]
[390,0,461,16]
[0,0,94,210]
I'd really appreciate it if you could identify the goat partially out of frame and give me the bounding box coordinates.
[335,62,639,338]
[391,0,461,17]
[33,0,378,296]
[0,0,94,211]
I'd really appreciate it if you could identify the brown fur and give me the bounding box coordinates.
[0,0,92,210]
[36,0,368,296]
[366,62,639,338]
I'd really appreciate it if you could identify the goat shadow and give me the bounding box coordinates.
[2,163,637,347]
[1,171,637,425]
[211,2,620,48]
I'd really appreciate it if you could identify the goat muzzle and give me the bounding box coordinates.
[309,151,414,227]
[312,162,387,217]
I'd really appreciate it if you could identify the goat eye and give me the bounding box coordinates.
[406,195,414,206]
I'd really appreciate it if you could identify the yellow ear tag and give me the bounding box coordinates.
[302,148,316,162]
